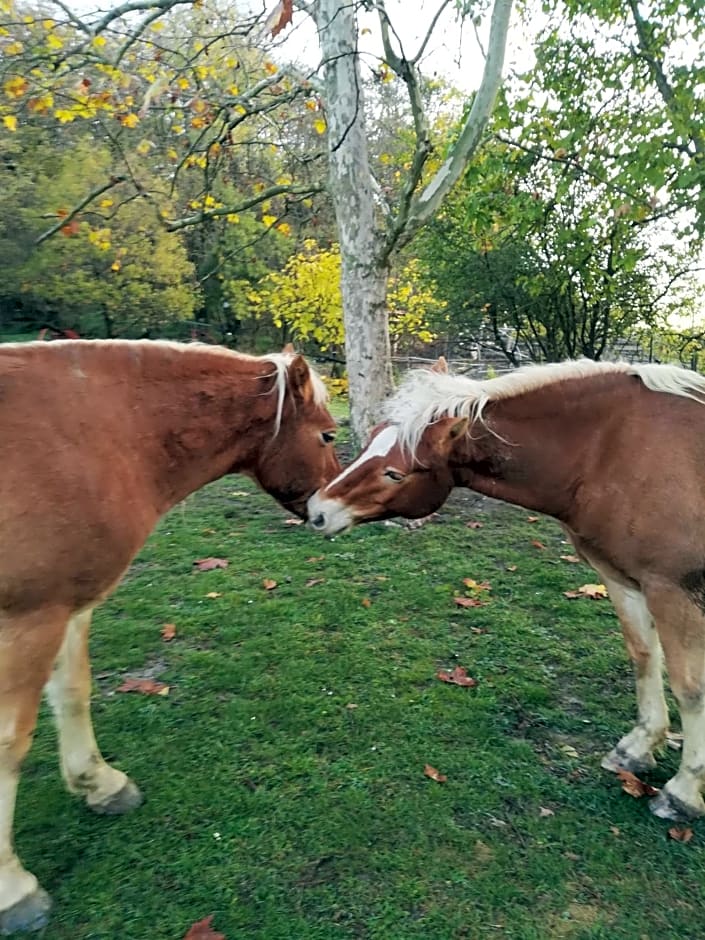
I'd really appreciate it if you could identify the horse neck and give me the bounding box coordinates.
[451,374,630,519]
[98,343,277,513]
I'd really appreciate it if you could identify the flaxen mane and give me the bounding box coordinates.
[384,359,705,456]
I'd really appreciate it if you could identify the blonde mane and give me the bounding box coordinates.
[2,339,328,434]
[384,358,705,456]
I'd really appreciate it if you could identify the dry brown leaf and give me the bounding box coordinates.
[205,591,222,599]
[617,769,660,798]
[305,578,325,588]
[564,583,609,600]
[462,578,491,592]
[506,564,518,572]
[454,596,487,608]
[423,763,447,783]
[527,516,539,522]
[470,626,487,635]
[265,0,293,38]
[306,555,325,563]
[183,914,226,940]
[531,540,546,550]
[193,557,228,572]
[560,554,582,564]
[466,520,484,529]
[161,623,177,642]
[361,597,372,608]
[668,826,694,843]
[262,578,277,591]
[437,666,477,687]
[117,677,169,696]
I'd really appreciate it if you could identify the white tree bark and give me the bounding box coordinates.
[310,0,514,442]
[313,0,392,443]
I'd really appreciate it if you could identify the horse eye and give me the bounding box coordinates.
[321,430,337,444]
[384,468,406,483]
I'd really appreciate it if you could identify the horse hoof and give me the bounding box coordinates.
[601,747,656,775]
[0,888,51,935]
[89,779,143,816]
[649,788,705,822]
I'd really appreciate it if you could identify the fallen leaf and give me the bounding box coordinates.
[437,666,477,687]
[305,578,325,587]
[560,554,582,564]
[666,731,684,751]
[527,516,539,522]
[466,521,484,529]
[559,744,579,758]
[506,564,518,572]
[306,555,325,563]
[668,826,694,843]
[361,597,371,608]
[531,540,546,550]
[193,557,228,572]
[262,578,277,590]
[539,806,555,817]
[346,702,358,710]
[183,914,226,940]
[617,769,660,798]
[205,591,222,599]
[283,518,304,526]
[117,677,169,696]
[470,626,487,635]
[161,623,177,642]
[610,826,621,836]
[462,578,491,592]
[454,596,487,608]
[564,583,609,600]
[423,763,447,783]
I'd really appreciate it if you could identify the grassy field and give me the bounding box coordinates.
[22,471,705,939]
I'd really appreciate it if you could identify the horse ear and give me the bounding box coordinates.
[282,342,296,354]
[288,354,313,402]
[431,356,448,374]
[449,416,468,439]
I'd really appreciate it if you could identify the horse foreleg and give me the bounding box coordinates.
[44,609,142,815]
[600,580,669,775]
[0,607,68,935]
[643,580,705,821]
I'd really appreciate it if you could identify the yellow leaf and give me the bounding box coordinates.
[120,113,139,128]
[5,41,23,55]
[177,77,190,90]
[313,117,326,135]
[46,33,63,49]
[277,222,292,236]
[264,61,277,75]
[226,213,240,224]
[136,139,152,155]
[99,198,114,209]
[42,18,54,28]
[304,99,317,111]
[167,148,179,161]
[3,76,28,98]
[111,259,121,272]
[92,35,107,48]
[149,19,165,30]
[262,214,277,228]
[2,115,17,132]
[54,108,77,124]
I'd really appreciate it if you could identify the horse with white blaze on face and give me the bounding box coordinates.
[308,356,705,823]
[0,339,340,934]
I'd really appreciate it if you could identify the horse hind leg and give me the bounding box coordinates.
[643,578,705,821]
[600,579,669,775]
[0,606,70,935]
[45,608,142,815]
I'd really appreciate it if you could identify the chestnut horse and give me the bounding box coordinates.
[0,339,340,934]
[309,358,705,823]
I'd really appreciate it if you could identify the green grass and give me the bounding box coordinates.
[23,479,705,939]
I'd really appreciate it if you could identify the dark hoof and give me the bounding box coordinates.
[650,788,705,822]
[90,779,143,816]
[0,888,51,935]
[601,747,656,775]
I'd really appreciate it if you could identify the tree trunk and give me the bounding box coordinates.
[313,0,392,444]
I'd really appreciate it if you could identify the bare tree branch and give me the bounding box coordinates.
[35,176,128,245]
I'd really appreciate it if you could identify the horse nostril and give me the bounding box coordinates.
[311,513,325,529]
